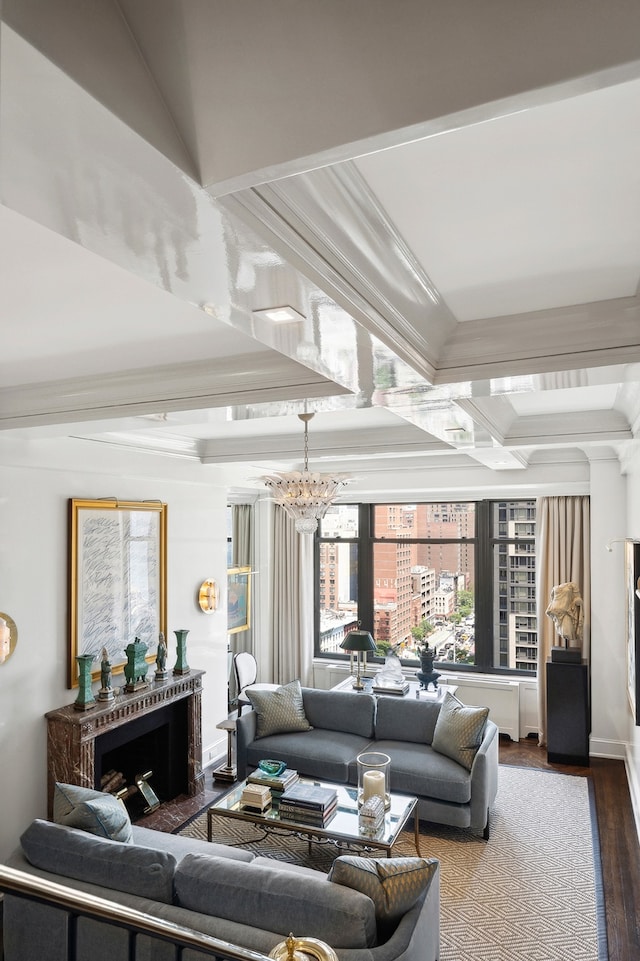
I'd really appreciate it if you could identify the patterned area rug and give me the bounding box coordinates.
[178,766,607,961]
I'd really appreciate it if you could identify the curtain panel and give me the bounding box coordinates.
[536,495,591,746]
[271,506,313,687]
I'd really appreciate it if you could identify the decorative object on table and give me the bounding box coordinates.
[67,498,167,689]
[0,611,17,665]
[357,751,391,809]
[416,641,440,691]
[259,758,287,777]
[358,794,385,837]
[123,637,149,692]
[97,646,115,702]
[73,652,97,711]
[340,625,377,690]
[261,410,351,535]
[213,718,237,783]
[173,628,190,675]
[154,631,169,679]
[372,644,410,694]
[247,765,299,794]
[198,578,217,612]
[240,782,272,812]
[546,581,584,662]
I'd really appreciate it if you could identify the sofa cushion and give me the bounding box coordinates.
[431,691,489,770]
[131,824,255,863]
[329,855,438,923]
[369,740,472,803]
[302,688,376,738]
[20,819,176,903]
[53,782,133,843]
[247,680,313,739]
[374,696,441,744]
[245,728,367,783]
[174,853,378,948]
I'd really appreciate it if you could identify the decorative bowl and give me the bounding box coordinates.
[258,758,287,777]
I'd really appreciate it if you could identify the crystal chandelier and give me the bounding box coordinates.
[262,412,351,534]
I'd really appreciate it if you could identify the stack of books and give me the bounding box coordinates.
[247,766,299,795]
[278,783,338,827]
[371,678,410,695]
[240,782,272,812]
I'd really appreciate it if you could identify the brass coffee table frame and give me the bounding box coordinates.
[207,777,420,858]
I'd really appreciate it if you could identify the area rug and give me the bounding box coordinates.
[178,766,607,961]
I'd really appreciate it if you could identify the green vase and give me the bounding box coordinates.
[173,629,190,675]
[74,653,97,711]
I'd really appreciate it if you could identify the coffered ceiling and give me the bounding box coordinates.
[1,1,640,501]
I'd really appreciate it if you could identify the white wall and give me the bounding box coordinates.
[0,439,230,861]
[623,445,640,835]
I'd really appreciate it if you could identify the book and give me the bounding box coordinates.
[372,680,410,695]
[247,768,299,793]
[280,783,338,811]
[279,801,337,826]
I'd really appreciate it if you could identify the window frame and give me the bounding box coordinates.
[314,500,537,678]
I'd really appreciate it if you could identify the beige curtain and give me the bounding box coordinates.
[271,506,314,687]
[229,505,254,703]
[536,495,591,746]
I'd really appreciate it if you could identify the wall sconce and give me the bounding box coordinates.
[198,579,218,613]
[0,612,17,665]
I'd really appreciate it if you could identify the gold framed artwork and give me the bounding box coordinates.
[227,566,251,634]
[68,498,167,688]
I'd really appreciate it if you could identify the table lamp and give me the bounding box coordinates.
[340,628,377,690]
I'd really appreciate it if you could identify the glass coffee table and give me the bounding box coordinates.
[207,777,420,858]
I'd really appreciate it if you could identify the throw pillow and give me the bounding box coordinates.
[53,781,133,843]
[246,679,312,739]
[328,855,438,923]
[431,691,489,770]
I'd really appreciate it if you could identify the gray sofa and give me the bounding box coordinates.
[236,687,499,837]
[3,818,440,961]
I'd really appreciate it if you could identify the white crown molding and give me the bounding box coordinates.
[0,353,349,430]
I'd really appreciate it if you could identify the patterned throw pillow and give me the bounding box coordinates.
[53,781,133,843]
[246,679,312,739]
[328,855,438,923]
[431,691,489,770]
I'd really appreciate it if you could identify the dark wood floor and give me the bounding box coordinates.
[141,736,640,961]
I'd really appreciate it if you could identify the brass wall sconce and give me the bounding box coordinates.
[0,612,17,665]
[198,579,218,613]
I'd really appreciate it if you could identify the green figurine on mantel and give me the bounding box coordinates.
[74,653,97,711]
[173,629,190,675]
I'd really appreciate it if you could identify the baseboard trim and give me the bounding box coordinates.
[589,737,627,759]
[624,748,640,846]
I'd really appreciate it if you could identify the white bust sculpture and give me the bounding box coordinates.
[546,582,584,646]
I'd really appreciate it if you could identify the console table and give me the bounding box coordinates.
[45,670,205,818]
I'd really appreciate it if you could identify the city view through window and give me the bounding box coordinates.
[317,501,537,674]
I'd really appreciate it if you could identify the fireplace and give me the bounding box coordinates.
[46,671,204,819]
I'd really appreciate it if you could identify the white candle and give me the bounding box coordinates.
[363,769,385,802]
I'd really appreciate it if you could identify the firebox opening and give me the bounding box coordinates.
[95,700,188,820]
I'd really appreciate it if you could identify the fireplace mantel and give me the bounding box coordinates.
[46,670,205,818]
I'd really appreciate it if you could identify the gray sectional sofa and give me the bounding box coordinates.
[3,818,440,961]
[236,686,499,837]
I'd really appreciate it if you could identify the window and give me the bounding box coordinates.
[315,500,537,675]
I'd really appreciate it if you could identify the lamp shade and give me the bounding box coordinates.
[340,629,376,653]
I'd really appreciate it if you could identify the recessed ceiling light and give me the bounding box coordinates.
[252,305,306,324]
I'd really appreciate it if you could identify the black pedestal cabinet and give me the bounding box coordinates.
[546,659,590,766]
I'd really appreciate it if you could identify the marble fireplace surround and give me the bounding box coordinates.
[45,671,205,819]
